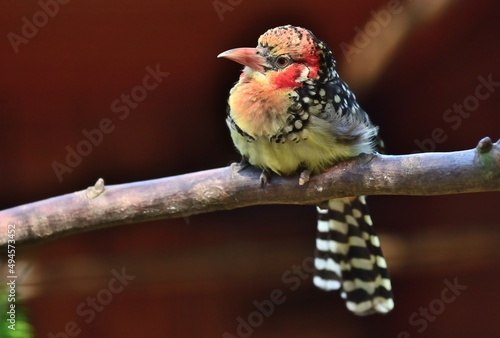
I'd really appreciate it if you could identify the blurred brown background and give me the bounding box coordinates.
[1,0,499,337]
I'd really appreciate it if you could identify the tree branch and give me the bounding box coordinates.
[1,137,499,246]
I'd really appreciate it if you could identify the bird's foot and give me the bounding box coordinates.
[231,156,250,173]
[299,169,311,186]
[259,169,271,187]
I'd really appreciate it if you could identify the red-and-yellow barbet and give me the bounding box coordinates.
[218,25,394,315]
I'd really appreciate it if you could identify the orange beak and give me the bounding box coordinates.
[217,47,266,73]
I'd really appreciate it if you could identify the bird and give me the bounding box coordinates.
[218,25,393,315]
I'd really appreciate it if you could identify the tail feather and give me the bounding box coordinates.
[313,196,394,315]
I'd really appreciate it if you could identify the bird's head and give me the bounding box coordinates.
[218,25,336,90]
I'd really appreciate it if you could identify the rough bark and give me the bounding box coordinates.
[1,137,498,246]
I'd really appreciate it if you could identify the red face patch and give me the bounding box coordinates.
[269,63,305,89]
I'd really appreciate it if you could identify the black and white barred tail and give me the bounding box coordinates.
[313,196,394,315]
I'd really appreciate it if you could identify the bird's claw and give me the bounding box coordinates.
[259,169,271,187]
[299,169,311,186]
[231,156,250,173]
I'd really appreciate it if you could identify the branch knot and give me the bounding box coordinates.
[86,178,106,200]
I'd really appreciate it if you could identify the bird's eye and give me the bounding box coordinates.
[275,56,291,68]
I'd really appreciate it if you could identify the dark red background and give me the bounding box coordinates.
[1,0,499,337]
